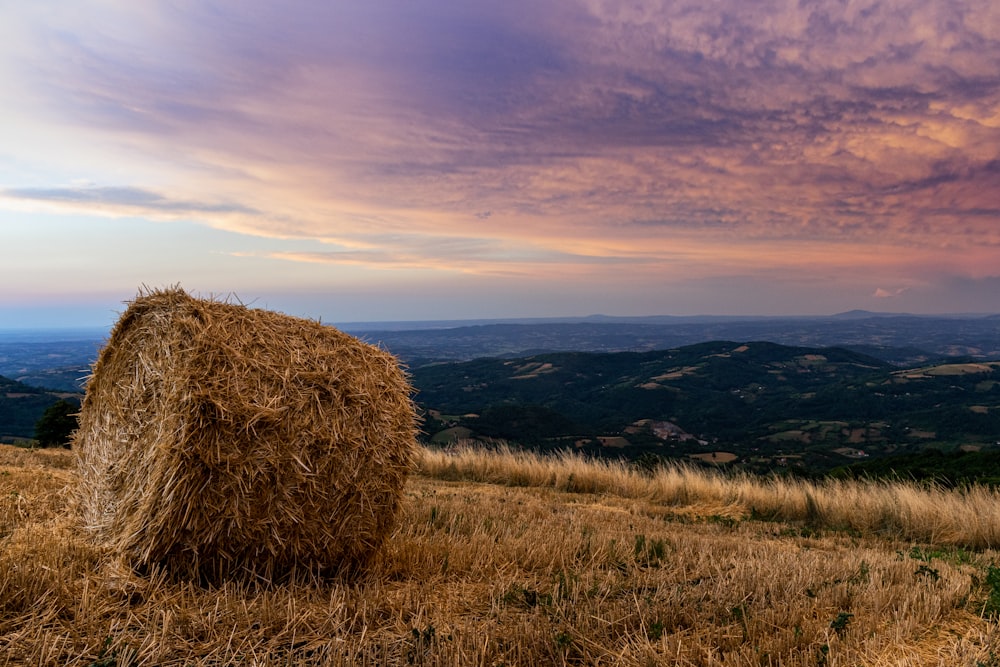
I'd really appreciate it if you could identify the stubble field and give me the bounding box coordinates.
[3,444,1000,665]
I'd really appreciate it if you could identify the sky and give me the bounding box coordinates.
[1,0,999,327]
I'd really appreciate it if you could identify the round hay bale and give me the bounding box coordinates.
[73,287,417,581]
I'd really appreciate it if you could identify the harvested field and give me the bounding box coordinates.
[4,445,1000,664]
[689,451,739,464]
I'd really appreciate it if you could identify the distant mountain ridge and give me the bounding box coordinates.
[830,310,914,319]
[336,310,1000,331]
[352,313,1000,367]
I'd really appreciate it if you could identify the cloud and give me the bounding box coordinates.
[263,232,653,277]
[873,287,908,298]
[2,0,999,314]
[1,186,256,217]
[13,1,997,239]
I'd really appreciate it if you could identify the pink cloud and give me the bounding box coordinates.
[873,287,909,298]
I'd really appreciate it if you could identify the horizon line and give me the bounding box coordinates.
[2,309,999,335]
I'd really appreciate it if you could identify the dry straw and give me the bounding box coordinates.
[73,287,417,582]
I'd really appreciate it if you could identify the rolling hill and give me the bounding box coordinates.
[0,374,80,441]
[411,341,1000,473]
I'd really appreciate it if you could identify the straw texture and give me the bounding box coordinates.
[73,287,417,581]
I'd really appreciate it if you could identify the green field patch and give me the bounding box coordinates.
[833,447,869,458]
[801,421,850,439]
[766,430,809,443]
[816,421,850,433]
[431,426,474,444]
[768,420,848,445]
[793,354,828,367]
[846,427,880,444]
[652,365,701,381]
[509,362,556,379]
[926,363,1000,376]
[896,362,1000,380]
[689,451,738,464]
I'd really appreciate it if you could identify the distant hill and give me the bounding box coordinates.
[355,313,1000,366]
[832,448,1000,487]
[0,334,99,391]
[410,341,1000,473]
[830,310,912,319]
[4,313,1000,391]
[0,375,81,441]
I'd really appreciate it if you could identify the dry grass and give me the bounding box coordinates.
[420,444,1000,549]
[73,287,416,582]
[3,444,1000,665]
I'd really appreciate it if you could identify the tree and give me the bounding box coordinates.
[34,399,79,448]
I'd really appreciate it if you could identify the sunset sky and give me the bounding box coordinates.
[2,0,999,327]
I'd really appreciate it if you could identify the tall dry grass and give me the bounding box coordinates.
[419,443,1000,548]
[3,444,1000,665]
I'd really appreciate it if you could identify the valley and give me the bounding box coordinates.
[412,341,1000,478]
[1,313,999,482]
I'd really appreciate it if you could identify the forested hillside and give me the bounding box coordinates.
[0,375,79,441]
[412,341,1000,474]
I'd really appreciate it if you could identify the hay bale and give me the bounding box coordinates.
[73,287,417,581]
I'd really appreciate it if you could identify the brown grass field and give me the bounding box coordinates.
[4,443,1000,665]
